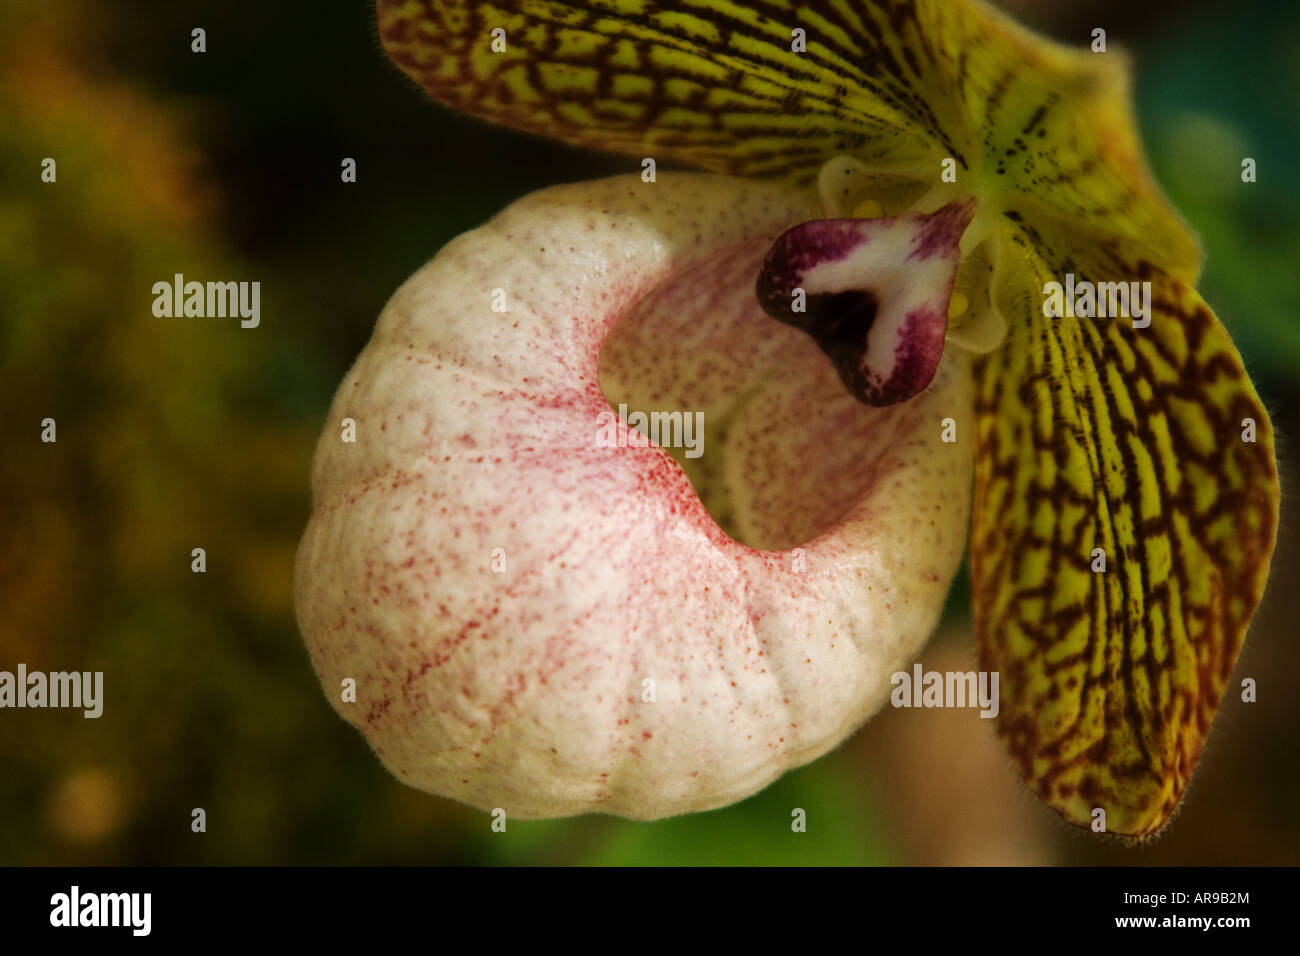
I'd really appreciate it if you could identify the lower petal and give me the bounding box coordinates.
[971,225,1279,837]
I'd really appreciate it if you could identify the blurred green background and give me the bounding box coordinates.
[1,0,1297,865]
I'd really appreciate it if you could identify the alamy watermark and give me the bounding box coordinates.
[1042,273,1151,329]
[152,273,260,328]
[596,404,703,459]
[50,886,150,936]
[890,664,999,718]
[0,664,103,718]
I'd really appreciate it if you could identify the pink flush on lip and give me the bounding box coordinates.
[755,200,977,406]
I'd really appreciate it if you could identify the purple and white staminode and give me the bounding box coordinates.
[755,200,976,406]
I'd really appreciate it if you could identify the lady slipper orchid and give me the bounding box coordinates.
[295,0,1278,838]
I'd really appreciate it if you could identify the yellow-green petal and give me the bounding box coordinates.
[379,0,950,178]
[377,0,1199,277]
[971,219,1278,837]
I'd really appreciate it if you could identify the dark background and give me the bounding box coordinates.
[1,0,1297,864]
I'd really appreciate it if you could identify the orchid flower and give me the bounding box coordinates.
[295,0,1278,838]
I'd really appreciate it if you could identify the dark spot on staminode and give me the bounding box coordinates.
[810,290,881,400]
[805,290,879,357]
[777,290,880,402]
